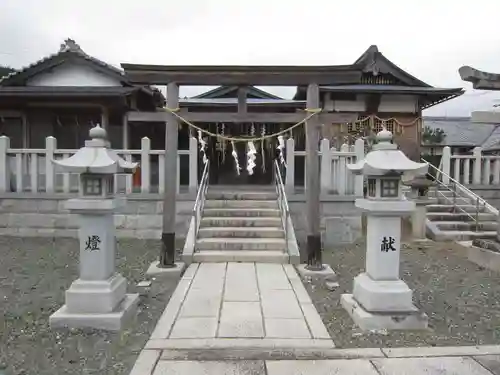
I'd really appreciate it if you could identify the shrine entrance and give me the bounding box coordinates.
[198,122,288,185]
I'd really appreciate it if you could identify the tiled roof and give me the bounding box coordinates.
[423,116,500,148]
[0,86,147,97]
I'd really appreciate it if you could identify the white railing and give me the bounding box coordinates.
[440,146,500,187]
[0,135,199,194]
[427,155,498,217]
[192,160,210,251]
[274,159,290,254]
[284,137,365,196]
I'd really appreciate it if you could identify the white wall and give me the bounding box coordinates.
[323,93,417,113]
[27,63,121,87]
[379,95,418,113]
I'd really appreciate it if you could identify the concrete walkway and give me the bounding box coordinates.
[130,262,500,374]
[147,262,331,347]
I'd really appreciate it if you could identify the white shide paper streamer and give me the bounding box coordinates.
[277,135,286,167]
[246,141,257,175]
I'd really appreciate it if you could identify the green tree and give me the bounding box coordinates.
[422,126,446,145]
[0,65,14,78]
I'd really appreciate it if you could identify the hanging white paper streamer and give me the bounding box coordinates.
[261,124,266,173]
[198,130,208,164]
[246,141,257,175]
[231,140,241,175]
[277,135,286,167]
[221,123,226,163]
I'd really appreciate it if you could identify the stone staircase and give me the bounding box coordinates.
[425,187,497,241]
[191,189,300,264]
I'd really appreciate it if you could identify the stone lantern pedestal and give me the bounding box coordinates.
[340,129,429,331]
[49,125,139,331]
[404,175,435,240]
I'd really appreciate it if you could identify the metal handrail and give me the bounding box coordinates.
[273,160,290,253]
[423,158,497,215]
[423,160,489,232]
[192,160,210,250]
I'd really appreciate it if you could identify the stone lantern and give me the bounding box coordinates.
[403,174,435,240]
[49,125,139,331]
[341,128,429,331]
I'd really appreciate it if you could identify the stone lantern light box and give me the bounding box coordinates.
[53,125,136,196]
[49,124,139,331]
[341,128,430,331]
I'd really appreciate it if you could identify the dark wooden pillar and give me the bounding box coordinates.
[305,83,323,270]
[160,82,179,268]
[238,86,247,115]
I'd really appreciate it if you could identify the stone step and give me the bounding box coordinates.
[193,250,290,263]
[204,200,279,209]
[427,204,485,213]
[428,189,454,197]
[198,227,284,239]
[201,217,282,228]
[435,230,497,241]
[196,238,286,251]
[435,221,498,232]
[206,191,277,200]
[202,208,281,218]
[435,197,471,205]
[427,212,496,222]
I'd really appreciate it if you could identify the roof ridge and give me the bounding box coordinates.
[0,38,126,86]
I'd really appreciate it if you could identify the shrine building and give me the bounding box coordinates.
[0,39,463,187]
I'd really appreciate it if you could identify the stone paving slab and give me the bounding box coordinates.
[152,360,266,375]
[372,357,494,375]
[145,338,335,350]
[382,345,500,358]
[219,301,264,338]
[266,359,379,375]
[158,347,386,361]
[474,355,500,375]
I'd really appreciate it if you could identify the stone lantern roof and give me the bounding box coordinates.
[52,125,137,174]
[348,129,428,176]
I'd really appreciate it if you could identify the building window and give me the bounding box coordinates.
[381,179,399,198]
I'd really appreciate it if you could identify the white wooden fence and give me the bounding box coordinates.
[439,146,500,186]
[0,135,364,196]
[283,137,365,195]
[0,136,198,195]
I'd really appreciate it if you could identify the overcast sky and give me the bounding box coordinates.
[1,0,500,116]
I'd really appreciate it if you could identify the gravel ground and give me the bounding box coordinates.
[0,237,178,375]
[304,236,500,348]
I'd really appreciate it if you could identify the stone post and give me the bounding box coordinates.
[49,125,139,331]
[0,136,10,193]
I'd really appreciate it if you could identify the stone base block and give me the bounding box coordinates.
[324,216,362,246]
[468,245,500,272]
[65,273,127,314]
[296,264,336,281]
[147,261,186,279]
[341,294,428,331]
[352,273,414,312]
[50,293,140,331]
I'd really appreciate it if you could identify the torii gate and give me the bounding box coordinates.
[459,65,500,123]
